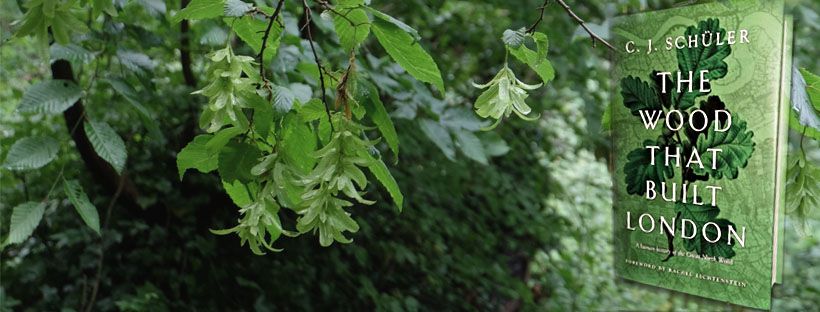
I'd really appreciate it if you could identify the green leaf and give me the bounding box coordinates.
[272,85,296,113]
[419,119,455,160]
[333,6,370,51]
[224,0,252,17]
[63,179,101,235]
[91,0,118,18]
[532,32,549,62]
[246,93,274,138]
[50,43,95,65]
[789,67,820,139]
[502,28,526,48]
[280,113,317,174]
[601,101,612,132]
[206,126,244,151]
[785,156,819,237]
[624,140,675,196]
[363,83,399,157]
[177,134,218,179]
[693,118,755,180]
[17,80,82,114]
[5,202,46,246]
[674,202,736,259]
[117,50,156,73]
[371,18,444,94]
[800,68,820,112]
[454,130,487,165]
[507,43,555,85]
[222,179,253,207]
[298,98,327,122]
[218,141,261,183]
[229,12,281,65]
[364,7,420,41]
[85,120,127,174]
[367,157,403,212]
[675,18,731,109]
[620,76,662,116]
[172,0,224,23]
[3,136,59,171]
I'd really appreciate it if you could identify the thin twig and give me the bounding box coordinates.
[302,0,335,133]
[318,0,369,29]
[82,174,125,312]
[525,0,550,34]
[554,0,617,51]
[258,0,286,79]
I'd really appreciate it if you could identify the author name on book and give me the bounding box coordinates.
[624,28,750,55]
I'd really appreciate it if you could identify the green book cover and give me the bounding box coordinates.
[610,0,791,309]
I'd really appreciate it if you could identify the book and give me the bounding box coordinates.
[609,0,792,309]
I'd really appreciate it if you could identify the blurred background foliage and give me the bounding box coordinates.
[1,0,818,310]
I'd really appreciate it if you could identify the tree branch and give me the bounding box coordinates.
[302,0,335,132]
[179,0,197,88]
[525,0,549,34]
[554,0,616,51]
[179,0,198,147]
[52,60,142,212]
[258,0,286,79]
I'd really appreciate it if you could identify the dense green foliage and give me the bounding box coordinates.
[1,0,818,310]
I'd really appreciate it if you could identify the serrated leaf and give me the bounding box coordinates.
[200,26,229,46]
[533,32,549,61]
[789,67,820,139]
[419,119,455,160]
[92,0,118,18]
[246,93,274,138]
[333,7,370,51]
[507,41,555,85]
[785,156,819,237]
[371,18,444,94]
[222,179,253,207]
[624,140,675,196]
[63,179,101,235]
[229,12,281,65]
[177,134,218,179]
[363,83,398,157]
[674,202,736,258]
[50,43,95,65]
[620,76,662,116]
[17,80,82,114]
[3,136,59,171]
[367,157,403,212]
[85,120,127,174]
[5,202,46,246]
[117,50,156,74]
[218,141,261,183]
[454,129,487,165]
[173,0,224,23]
[675,18,731,109]
[206,126,244,150]
[272,85,295,113]
[280,113,317,174]
[693,118,755,180]
[224,0,252,17]
[289,83,312,104]
[298,98,326,122]
[364,7,420,41]
[502,28,525,48]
